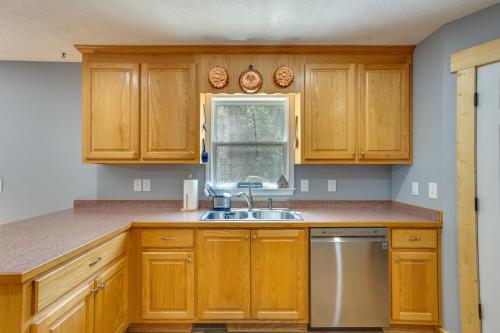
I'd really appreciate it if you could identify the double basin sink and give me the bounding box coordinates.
[200,208,302,221]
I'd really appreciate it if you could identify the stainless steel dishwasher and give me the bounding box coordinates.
[310,228,389,329]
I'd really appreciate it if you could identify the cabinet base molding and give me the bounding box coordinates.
[227,323,307,332]
[127,323,192,333]
[384,326,437,333]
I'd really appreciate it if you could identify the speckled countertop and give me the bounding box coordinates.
[0,201,441,283]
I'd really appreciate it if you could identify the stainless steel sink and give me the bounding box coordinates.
[200,209,302,221]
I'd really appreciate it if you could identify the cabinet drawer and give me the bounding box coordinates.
[392,229,437,249]
[33,232,128,313]
[141,229,194,248]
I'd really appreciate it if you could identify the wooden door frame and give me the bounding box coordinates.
[451,38,500,333]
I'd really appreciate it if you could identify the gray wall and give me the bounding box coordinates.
[0,60,392,224]
[391,3,500,332]
[0,62,97,224]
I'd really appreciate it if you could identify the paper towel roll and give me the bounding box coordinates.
[183,178,198,211]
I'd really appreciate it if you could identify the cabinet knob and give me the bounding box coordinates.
[361,152,366,158]
[89,257,102,267]
[352,152,355,157]
[186,257,192,263]
[160,236,175,241]
[394,256,401,263]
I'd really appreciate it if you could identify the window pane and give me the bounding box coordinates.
[215,145,285,184]
[214,104,285,142]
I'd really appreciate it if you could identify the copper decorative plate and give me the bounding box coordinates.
[208,66,229,89]
[273,65,294,88]
[239,65,263,94]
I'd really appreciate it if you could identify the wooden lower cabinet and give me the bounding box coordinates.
[196,230,251,320]
[251,230,307,320]
[391,251,439,324]
[94,258,128,333]
[31,282,94,333]
[141,251,194,320]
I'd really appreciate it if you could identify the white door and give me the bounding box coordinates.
[477,61,500,333]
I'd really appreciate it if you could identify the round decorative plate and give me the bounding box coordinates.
[239,66,263,94]
[273,65,294,88]
[208,66,229,89]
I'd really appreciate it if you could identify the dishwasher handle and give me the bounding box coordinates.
[311,236,388,243]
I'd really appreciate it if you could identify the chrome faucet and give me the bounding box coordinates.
[237,188,253,210]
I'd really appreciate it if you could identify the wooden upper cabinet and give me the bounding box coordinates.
[141,251,194,320]
[391,251,439,324]
[196,230,251,320]
[304,64,356,161]
[358,63,410,162]
[251,230,307,321]
[94,258,128,333]
[141,63,197,162]
[83,62,140,161]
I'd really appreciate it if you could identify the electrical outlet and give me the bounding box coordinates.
[328,180,337,192]
[133,179,142,192]
[411,182,419,196]
[428,182,438,199]
[142,179,151,192]
[300,179,309,192]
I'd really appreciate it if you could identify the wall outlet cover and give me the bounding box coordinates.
[328,180,337,192]
[428,182,438,199]
[133,179,142,192]
[142,179,151,192]
[412,182,419,196]
[300,179,309,192]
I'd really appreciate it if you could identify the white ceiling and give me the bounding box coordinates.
[0,0,498,62]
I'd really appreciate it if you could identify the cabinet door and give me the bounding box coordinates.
[94,257,128,333]
[31,282,94,333]
[358,63,410,162]
[304,64,356,161]
[141,251,194,320]
[196,230,250,320]
[83,62,140,161]
[141,63,197,162]
[391,251,439,324]
[251,230,307,320]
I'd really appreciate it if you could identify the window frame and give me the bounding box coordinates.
[204,94,296,196]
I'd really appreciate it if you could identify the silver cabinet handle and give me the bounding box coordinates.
[251,235,257,240]
[91,282,106,294]
[160,236,175,241]
[408,236,422,241]
[98,282,105,290]
[89,257,102,267]
[294,115,299,149]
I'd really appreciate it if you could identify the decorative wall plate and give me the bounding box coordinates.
[273,65,294,88]
[208,66,229,89]
[239,65,263,94]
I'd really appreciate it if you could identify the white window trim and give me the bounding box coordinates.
[204,94,295,196]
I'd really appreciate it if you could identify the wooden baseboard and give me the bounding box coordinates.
[127,323,192,333]
[384,327,436,333]
[227,323,307,332]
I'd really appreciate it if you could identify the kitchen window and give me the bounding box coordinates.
[205,95,295,195]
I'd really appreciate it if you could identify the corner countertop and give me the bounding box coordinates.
[0,201,441,283]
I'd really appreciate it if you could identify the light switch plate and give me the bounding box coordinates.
[142,179,151,192]
[300,179,309,192]
[428,182,438,199]
[328,180,337,192]
[133,179,142,192]
[411,182,419,196]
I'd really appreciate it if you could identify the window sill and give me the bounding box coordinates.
[211,187,295,197]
